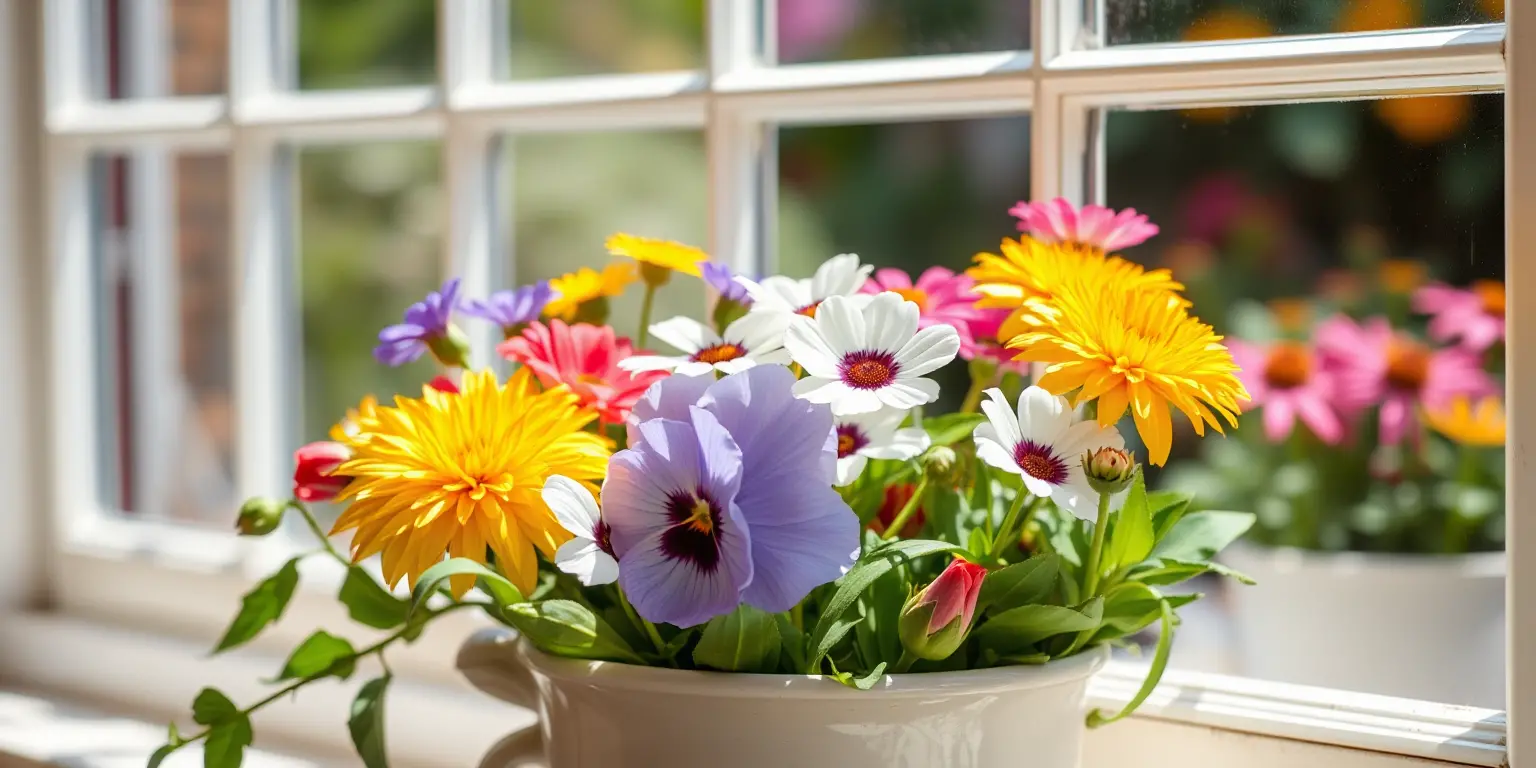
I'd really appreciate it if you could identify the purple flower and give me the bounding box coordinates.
[604,366,859,627]
[700,261,754,306]
[374,278,464,367]
[462,282,554,335]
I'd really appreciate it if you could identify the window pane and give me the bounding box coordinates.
[778,116,1031,410]
[297,142,443,456]
[297,1,436,89]
[772,0,1031,63]
[96,0,228,98]
[1105,94,1504,707]
[1106,0,1503,46]
[506,130,707,341]
[92,150,236,523]
[500,1,703,79]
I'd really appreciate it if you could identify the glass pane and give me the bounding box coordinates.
[96,0,229,98]
[92,150,236,523]
[1105,94,1504,707]
[297,142,443,460]
[773,0,1031,63]
[297,1,437,89]
[506,130,708,342]
[778,116,1031,410]
[1106,0,1504,46]
[500,1,703,79]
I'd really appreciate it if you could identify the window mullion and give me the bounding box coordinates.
[1505,3,1533,761]
[706,0,772,277]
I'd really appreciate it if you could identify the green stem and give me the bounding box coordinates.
[881,477,930,540]
[1081,490,1113,599]
[636,283,658,348]
[287,500,349,567]
[618,587,668,660]
[986,490,1032,561]
[893,650,919,674]
[1086,599,1174,727]
[959,374,987,414]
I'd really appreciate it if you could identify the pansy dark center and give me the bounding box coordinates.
[1013,439,1068,485]
[661,488,724,573]
[1475,280,1505,317]
[1385,340,1431,392]
[593,520,614,556]
[836,423,869,458]
[692,342,746,365]
[840,350,899,390]
[1263,342,1312,390]
[796,300,822,318]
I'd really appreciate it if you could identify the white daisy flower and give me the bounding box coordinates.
[620,312,791,377]
[543,475,618,586]
[739,253,873,320]
[972,386,1126,520]
[785,292,961,415]
[833,407,931,486]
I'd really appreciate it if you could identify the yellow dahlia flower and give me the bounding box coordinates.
[1426,396,1505,447]
[605,232,710,279]
[1007,275,1248,466]
[329,369,611,596]
[545,262,637,323]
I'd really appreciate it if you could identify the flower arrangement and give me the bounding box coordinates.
[154,203,1255,768]
[1166,264,1505,553]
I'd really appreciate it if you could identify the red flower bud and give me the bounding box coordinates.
[427,375,460,394]
[293,441,351,502]
[899,558,987,660]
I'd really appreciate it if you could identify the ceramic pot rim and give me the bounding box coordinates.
[513,637,1109,699]
[1225,541,1506,577]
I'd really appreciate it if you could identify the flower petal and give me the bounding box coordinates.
[865,292,920,354]
[649,316,717,354]
[784,316,842,378]
[893,324,961,377]
[555,539,619,586]
[876,377,940,410]
[542,475,600,539]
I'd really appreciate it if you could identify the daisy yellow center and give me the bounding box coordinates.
[1385,340,1431,392]
[692,342,746,364]
[837,433,857,457]
[1263,342,1312,390]
[796,300,822,317]
[1474,280,1505,316]
[891,287,929,311]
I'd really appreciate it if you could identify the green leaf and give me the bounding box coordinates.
[147,744,177,768]
[504,600,645,663]
[972,597,1104,654]
[807,539,961,667]
[966,526,992,560]
[775,614,807,673]
[272,631,357,682]
[1088,599,1175,727]
[810,616,863,673]
[693,605,782,672]
[1134,558,1255,586]
[203,715,252,768]
[191,688,237,726]
[213,557,301,653]
[1094,582,1163,641]
[850,662,888,690]
[411,558,523,614]
[339,567,411,630]
[922,412,986,446]
[1147,491,1192,541]
[1105,470,1155,571]
[977,554,1060,615]
[1039,511,1090,569]
[348,676,390,768]
[1148,510,1256,563]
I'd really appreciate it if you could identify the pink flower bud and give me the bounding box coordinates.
[427,375,460,394]
[293,441,351,502]
[899,558,986,660]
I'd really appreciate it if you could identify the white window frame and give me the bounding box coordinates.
[0,1,1523,766]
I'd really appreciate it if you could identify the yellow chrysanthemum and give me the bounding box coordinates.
[1426,396,1505,447]
[545,262,637,322]
[1006,275,1249,466]
[328,394,380,443]
[967,237,1186,341]
[605,232,710,278]
[329,368,611,597]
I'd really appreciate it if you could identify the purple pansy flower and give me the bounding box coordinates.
[374,278,463,367]
[700,261,754,306]
[462,282,554,335]
[604,365,859,627]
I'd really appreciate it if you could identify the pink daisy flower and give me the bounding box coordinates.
[961,307,1030,372]
[1314,315,1494,446]
[860,266,987,356]
[1227,339,1343,445]
[1412,280,1505,352]
[1008,197,1160,253]
[497,319,667,427]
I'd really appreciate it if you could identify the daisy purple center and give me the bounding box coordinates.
[660,488,725,573]
[835,423,869,458]
[1013,439,1068,485]
[692,342,747,365]
[839,350,900,390]
[592,520,615,557]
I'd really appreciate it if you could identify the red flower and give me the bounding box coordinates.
[427,375,460,394]
[497,319,666,426]
[870,483,926,538]
[293,441,351,502]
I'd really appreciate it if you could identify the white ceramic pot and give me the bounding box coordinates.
[1223,544,1505,707]
[458,628,1109,768]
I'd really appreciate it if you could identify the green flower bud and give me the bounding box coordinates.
[425,323,472,369]
[711,297,750,333]
[1081,446,1136,494]
[236,496,287,537]
[638,261,674,288]
[920,445,962,487]
[572,296,611,326]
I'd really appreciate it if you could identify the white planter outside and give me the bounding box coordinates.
[458,628,1109,768]
[1223,544,1505,707]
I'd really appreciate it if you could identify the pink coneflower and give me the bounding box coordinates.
[1228,339,1343,445]
[1413,280,1505,352]
[497,319,666,427]
[1008,198,1160,253]
[861,267,986,355]
[1315,315,1494,445]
